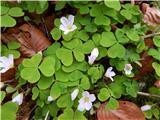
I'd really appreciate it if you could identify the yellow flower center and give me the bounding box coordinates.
[67,25,72,30]
[84,97,90,103]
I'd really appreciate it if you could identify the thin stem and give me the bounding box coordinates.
[141,32,160,39]
[44,111,50,120]
[137,91,160,99]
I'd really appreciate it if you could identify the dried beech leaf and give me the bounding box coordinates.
[1,68,16,82]
[14,24,51,57]
[97,101,145,120]
[142,3,160,26]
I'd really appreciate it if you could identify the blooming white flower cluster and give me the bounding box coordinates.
[59,15,77,35]
[0,54,14,73]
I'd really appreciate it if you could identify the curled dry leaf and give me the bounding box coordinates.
[1,68,16,82]
[154,80,160,88]
[97,101,145,120]
[14,24,51,57]
[141,3,160,26]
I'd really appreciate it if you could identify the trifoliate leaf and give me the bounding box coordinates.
[38,76,54,90]
[98,88,110,102]
[104,0,121,11]
[94,15,110,26]
[126,29,139,41]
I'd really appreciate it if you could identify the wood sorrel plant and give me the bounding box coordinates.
[1,1,160,120]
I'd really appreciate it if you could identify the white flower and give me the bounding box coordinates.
[12,93,23,105]
[78,91,96,112]
[0,54,14,73]
[105,67,116,81]
[0,82,4,89]
[141,105,152,111]
[124,64,133,75]
[88,48,99,65]
[71,88,79,101]
[59,15,77,35]
[47,96,54,102]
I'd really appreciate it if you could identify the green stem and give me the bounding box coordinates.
[137,91,160,98]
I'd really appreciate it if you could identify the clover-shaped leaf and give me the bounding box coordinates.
[148,48,160,61]
[56,48,73,66]
[73,48,85,62]
[39,56,55,77]
[126,29,139,42]
[55,69,69,82]
[37,76,54,90]
[80,75,90,90]
[50,83,62,100]
[51,28,61,41]
[69,70,83,81]
[108,43,126,58]
[94,15,110,26]
[105,98,119,110]
[21,68,40,83]
[81,40,95,54]
[32,86,39,100]
[104,0,121,11]
[8,7,24,17]
[7,41,21,49]
[100,32,117,47]
[98,88,110,102]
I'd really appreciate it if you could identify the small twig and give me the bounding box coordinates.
[137,91,160,99]
[141,32,160,39]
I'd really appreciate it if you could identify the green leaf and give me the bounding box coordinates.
[50,83,62,100]
[81,40,95,54]
[22,53,42,67]
[92,33,101,46]
[94,15,110,25]
[108,43,126,58]
[105,98,119,110]
[55,1,66,11]
[0,6,9,15]
[39,56,55,77]
[51,28,61,41]
[90,4,102,17]
[57,94,73,108]
[8,7,24,17]
[96,47,108,60]
[62,32,74,41]
[69,70,83,81]
[126,29,139,41]
[56,48,73,66]
[54,18,61,27]
[75,30,89,41]
[123,80,138,97]
[21,68,40,83]
[32,87,39,100]
[62,38,82,50]
[7,41,21,49]
[148,48,160,61]
[120,10,132,20]
[73,48,85,62]
[55,69,69,82]
[38,76,54,90]
[62,61,89,73]
[1,15,16,27]
[152,62,160,77]
[8,50,20,59]
[0,91,6,102]
[58,108,73,120]
[80,75,90,90]
[153,36,160,47]
[104,0,121,11]
[79,6,89,14]
[100,32,117,47]
[115,29,129,44]
[98,88,110,101]
[2,102,18,120]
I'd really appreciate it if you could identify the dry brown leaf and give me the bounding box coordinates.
[13,24,51,57]
[97,101,145,120]
[1,68,16,82]
[142,3,160,26]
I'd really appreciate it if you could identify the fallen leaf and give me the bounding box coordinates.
[14,24,51,57]
[141,3,160,26]
[1,67,16,82]
[97,101,145,120]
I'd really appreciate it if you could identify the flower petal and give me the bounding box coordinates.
[70,25,77,32]
[60,16,68,26]
[89,94,96,102]
[68,15,74,26]
[47,96,54,102]
[12,93,23,105]
[82,91,90,97]
[71,88,79,101]
[78,103,85,111]
[85,102,92,111]
[59,24,67,32]
[141,105,152,111]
